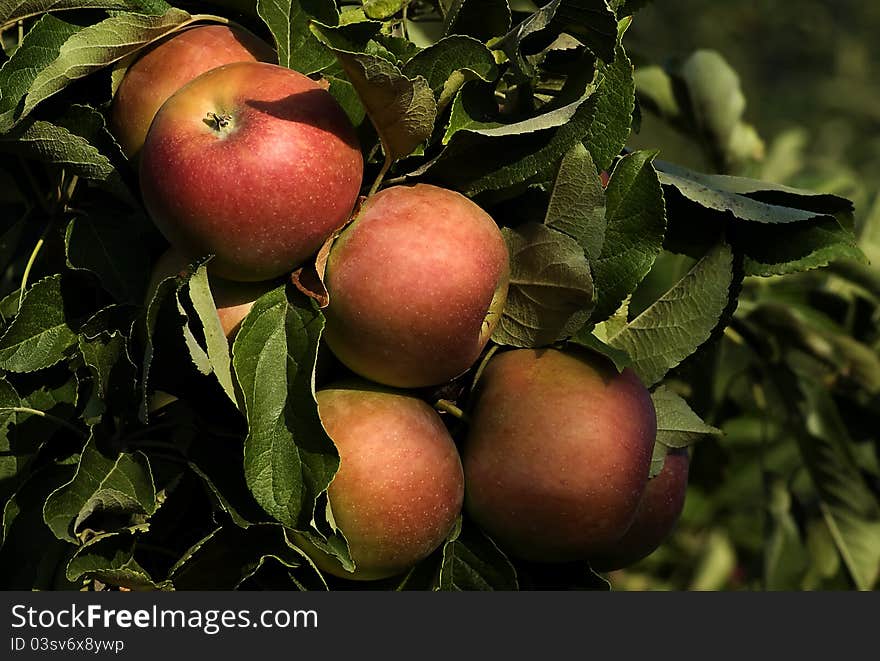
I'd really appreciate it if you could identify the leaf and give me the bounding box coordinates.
[66,531,173,590]
[443,81,591,143]
[362,0,408,20]
[312,22,437,164]
[736,217,865,277]
[0,118,128,198]
[496,0,616,79]
[568,328,630,372]
[188,435,269,529]
[441,0,510,42]
[495,0,563,80]
[231,286,338,531]
[439,518,519,590]
[20,8,191,121]
[0,14,80,132]
[795,378,880,590]
[492,223,594,348]
[65,211,151,304]
[676,49,764,169]
[591,150,666,322]
[420,82,598,196]
[401,35,497,109]
[583,38,634,172]
[606,241,735,387]
[764,477,809,590]
[0,465,76,589]
[550,0,618,63]
[652,385,721,449]
[43,432,157,543]
[657,159,854,225]
[257,0,338,74]
[0,0,168,25]
[170,524,312,590]
[0,274,79,372]
[182,264,237,405]
[137,269,179,424]
[544,142,605,262]
[77,305,139,418]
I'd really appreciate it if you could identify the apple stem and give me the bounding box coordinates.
[368,156,392,197]
[434,399,469,422]
[205,112,233,131]
[0,406,86,438]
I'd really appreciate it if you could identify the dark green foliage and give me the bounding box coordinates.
[0,0,872,592]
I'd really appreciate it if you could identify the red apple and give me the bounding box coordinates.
[139,61,364,281]
[111,24,275,162]
[588,448,690,572]
[301,382,464,581]
[322,184,509,389]
[462,347,657,563]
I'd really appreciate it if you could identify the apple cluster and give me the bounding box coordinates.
[116,24,688,584]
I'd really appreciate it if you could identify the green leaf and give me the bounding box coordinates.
[65,212,151,305]
[495,0,562,80]
[652,384,721,449]
[764,477,810,590]
[606,241,735,387]
[441,0,511,42]
[78,332,124,401]
[0,0,168,25]
[188,436,269,529]
[496,0,616,79]
[611,0,653,16]
[43,432,157,543]
[137,269,179,423]
[401,35,497,109]
[257,0,338,74]
[67,531,173,590]
[170,524,314,590]
[1,465,76,589]
[676,49,763,169]
[492,223,594,348]
[362,0,408,20]
[439,518,519,590]
[0,274,79,372]
[0,14,80,132]
[583,39,634,172]
[657,159,854,225]
[312,23,437,165]
[544,142,605,262]
[181,264,237,405]
[567,328,630,372]
[0,118,128,197]
[737,217,865,277]
[231,286,338,531]
[20,8,191,121]
[591,150,666,323]
[76,305,138,421]
[420,81,598,196]
[795,378,880,590]
[551,0,617,63]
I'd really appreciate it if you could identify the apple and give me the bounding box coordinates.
[111,24,275,162]
[462,347,657,563]
[301,382,464,581]
[140,61,364,282]
[588,448,690,572]
[147,248,274,339]
[322,183,509,389]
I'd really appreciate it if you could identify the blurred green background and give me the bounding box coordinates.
[628,0,880,237]
[609,0,880,591]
